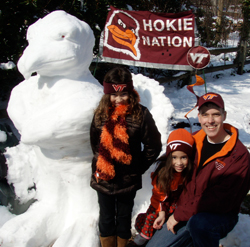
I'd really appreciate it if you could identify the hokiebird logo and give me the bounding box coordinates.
[104,9,141,60]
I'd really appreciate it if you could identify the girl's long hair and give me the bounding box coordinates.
[152,152,193,196]
[94,67,142,126]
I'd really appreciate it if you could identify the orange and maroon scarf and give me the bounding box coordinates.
[95,104,132,181]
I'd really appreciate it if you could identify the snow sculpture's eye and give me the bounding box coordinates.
[62,35,65,38]
[118,19,126,29]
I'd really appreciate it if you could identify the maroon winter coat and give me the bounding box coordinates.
[174,123,250,222]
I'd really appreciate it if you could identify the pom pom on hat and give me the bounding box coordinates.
[166,129,194,158]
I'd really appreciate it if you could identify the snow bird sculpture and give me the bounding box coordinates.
[0,10,103,247]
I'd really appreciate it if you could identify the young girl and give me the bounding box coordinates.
[90,67,162,247]
[128,128,194,247]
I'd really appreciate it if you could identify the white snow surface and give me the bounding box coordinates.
[0,10,249,247]
[0,131,7,143]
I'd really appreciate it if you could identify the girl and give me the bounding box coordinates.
[128,128,194,247]
[90,67,162,247]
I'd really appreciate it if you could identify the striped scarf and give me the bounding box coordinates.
[95,104,132,181]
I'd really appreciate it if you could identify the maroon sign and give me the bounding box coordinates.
[187,46,210,69]
[101,6,195,71]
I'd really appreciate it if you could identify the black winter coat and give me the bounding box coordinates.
[90,105,162,195]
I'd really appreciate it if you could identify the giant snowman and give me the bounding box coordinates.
[0,10,173,247]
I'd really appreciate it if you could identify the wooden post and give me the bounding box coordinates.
[215,0,224,44]
[217,0,224,26]
[237,40,247,75]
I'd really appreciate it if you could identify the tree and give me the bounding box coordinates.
[0,0,41,63]
[241,0,250,42]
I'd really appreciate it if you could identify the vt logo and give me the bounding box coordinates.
[187,46,210,69]
[189,53,209,64]
[215,159,226,170]
[169,143,181,150]
[203,93,218,100]
[112,84,127,92]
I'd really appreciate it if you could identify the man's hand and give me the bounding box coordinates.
[153,211,165,229]
[166,214,179,234]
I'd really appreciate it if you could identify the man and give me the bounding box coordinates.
[146,92,250,247]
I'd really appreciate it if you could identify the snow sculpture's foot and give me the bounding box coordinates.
[0,204,60,247]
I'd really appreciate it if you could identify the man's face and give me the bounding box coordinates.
[198,103,226,143]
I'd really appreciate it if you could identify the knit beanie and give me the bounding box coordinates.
[166,129,194,158]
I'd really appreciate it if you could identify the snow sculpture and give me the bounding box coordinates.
[0,10,103,247]
[0,10,173,247]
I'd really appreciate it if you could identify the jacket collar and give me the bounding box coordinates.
[193,123,238,167]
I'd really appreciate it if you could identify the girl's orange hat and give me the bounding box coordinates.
[166,129,195,158]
